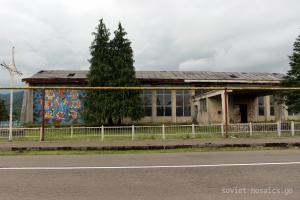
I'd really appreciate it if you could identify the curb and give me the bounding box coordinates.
[3,142,300,152]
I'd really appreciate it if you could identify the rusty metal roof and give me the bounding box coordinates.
[22,70,284,84]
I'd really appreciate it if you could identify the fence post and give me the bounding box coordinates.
[277,121,281,137]
[162,124,165,140]
[71,126,73,138]
[39,127,43,141]
[221,124,224,137]
[101,125,104,141]
[192,124,195,138]
[132,125,135,140]
[249,122,252,137]
[291,121,295,137]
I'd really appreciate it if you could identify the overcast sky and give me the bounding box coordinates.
[0,0,299,85]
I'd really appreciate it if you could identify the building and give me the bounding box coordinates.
[21,70,300,125]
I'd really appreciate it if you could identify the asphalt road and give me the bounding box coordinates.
[0,150,300,200]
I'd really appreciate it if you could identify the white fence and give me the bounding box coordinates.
[0,121,300,141]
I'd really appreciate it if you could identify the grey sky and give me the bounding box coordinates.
[0,0,299,85]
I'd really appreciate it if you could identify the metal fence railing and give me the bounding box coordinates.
[0,121,299,142]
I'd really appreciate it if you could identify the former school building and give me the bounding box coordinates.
[21,70,300,125]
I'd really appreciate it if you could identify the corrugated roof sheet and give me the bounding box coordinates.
[22,70,284,82]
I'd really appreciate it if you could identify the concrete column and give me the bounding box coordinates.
[206,97,210,123]
[263,96,268,121]
[221,91,228,124]
[274,95,282,121]
[151,90,156,122]
[254,97,259,122]
[171,90,176,123]
[20,88,33,123]
[190,90,195,122]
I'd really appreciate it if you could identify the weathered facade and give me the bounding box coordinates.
[21,70,300,125]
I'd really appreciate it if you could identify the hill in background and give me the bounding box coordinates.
[0,91,23,121]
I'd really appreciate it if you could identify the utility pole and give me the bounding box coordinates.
[0,47,22,141]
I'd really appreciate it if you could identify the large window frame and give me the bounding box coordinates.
[156,90,172,116]
[269,95,275,116]
[258,96,265,116]
[176,90,191,117]
[141,90,152,117]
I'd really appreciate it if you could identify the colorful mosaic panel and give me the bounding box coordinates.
[33,89,85,124]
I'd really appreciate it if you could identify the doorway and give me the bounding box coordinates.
[239,104,248,123]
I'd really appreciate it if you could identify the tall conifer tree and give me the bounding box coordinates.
[83,19,112,125]
[281,34,300,112]
[83,20,143,125]
[109,23,144,124]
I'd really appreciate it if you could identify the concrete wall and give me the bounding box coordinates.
[207,95,222,123]
[229,95,256,123]
[20,87,33,123]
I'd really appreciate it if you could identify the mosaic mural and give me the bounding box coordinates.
[33,89,85,124]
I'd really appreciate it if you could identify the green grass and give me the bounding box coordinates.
[0,145,297,156]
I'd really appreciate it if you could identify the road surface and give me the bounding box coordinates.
[0,150,299,200]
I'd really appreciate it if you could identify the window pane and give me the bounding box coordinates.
[144,107,152,116]
[270,95,274,105]
[184,90,191,95]
[176,95,183,106]
[184,106,191,116]
[156,90,163,95]
[259,107,264,116]
[165,95,172,106]
[144,95,152,106]
[164,90,171,95]
[157,95,163,106]
[157,107,163,116]
[270,107,275,116]
[270,96,275,116]
[258,97,264,105]
[176,107,183,116]
[184,96,190,106]
[258,97,265,116]
[176,90,183,95]
[165,107,172,116]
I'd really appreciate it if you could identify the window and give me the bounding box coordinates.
[141,90,152,116]
[258,96,265,116]
[269,95,275,116]
[156,90,172,116]
[200,99,207,113]
[176,90,191,116]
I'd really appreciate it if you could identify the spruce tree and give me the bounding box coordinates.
[109,22,144,124]
[83,19,112,125]
[83,20,144,125]
[281,34,300,112]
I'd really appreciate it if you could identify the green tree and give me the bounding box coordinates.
[281,34,300,112]
[83,19,112,125]
[0,99,8,121]
[83,20,144,126]
[109,22,144,124]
